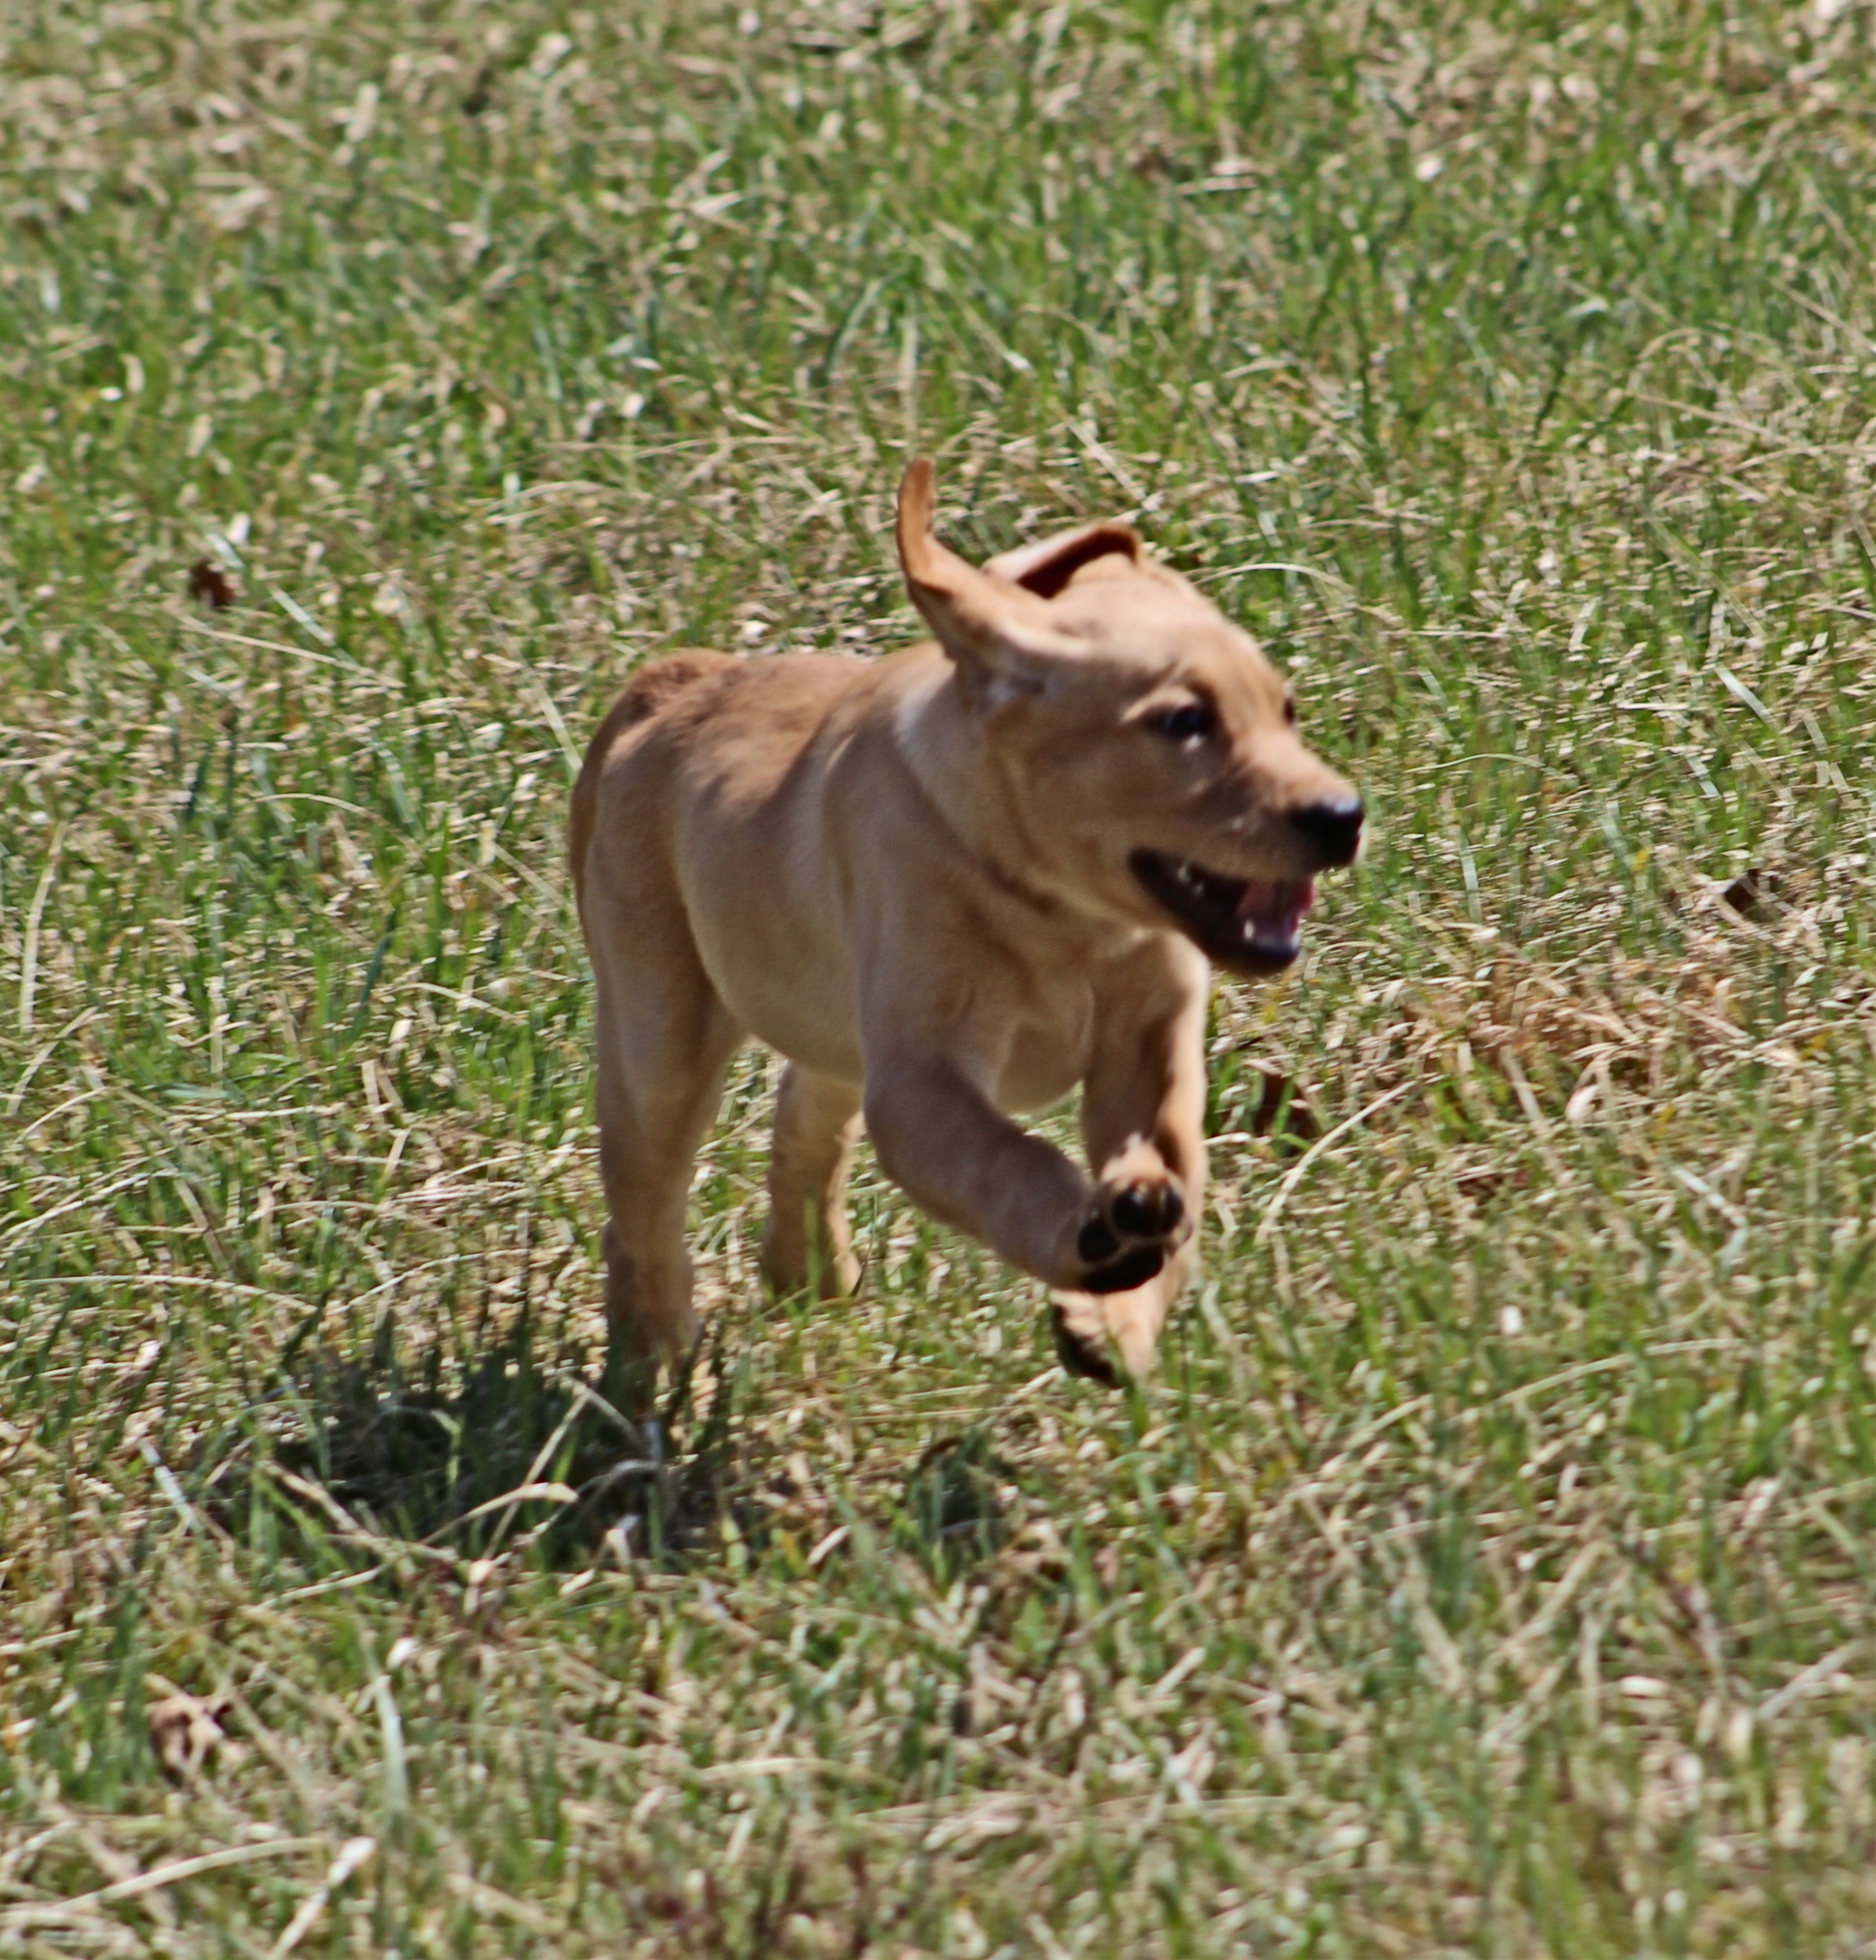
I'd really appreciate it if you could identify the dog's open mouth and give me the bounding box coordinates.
[1130,850,1315,974]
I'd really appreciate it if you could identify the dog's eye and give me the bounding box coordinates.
[1149,702,1216,743]
[1283,696,1297,726]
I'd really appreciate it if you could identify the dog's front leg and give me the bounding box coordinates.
[862,1052,1189,1297]
[1052,973,1209,1382]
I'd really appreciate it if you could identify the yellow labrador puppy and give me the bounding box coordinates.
[570,460,1361,1391]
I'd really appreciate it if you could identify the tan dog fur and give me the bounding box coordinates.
[569,461,1361,1392]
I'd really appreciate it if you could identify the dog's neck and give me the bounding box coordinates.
[889,650,1138,937]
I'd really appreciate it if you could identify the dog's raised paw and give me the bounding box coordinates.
[1071,1174,1187,1292]
[1076,1216,1121,1265]
[1110,1180,1183,1239]
[1081,1242,1166,1294]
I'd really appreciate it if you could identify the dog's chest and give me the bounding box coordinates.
[995,981,1096,1113]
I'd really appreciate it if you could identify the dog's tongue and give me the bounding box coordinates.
[1235,877,1316,943]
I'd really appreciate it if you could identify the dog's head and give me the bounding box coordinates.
[896,459,1362,978]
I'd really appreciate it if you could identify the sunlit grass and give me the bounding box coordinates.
[6,1,1876,1952]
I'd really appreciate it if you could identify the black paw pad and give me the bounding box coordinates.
[1111,1181,1182,1239]
[1078,1217,1119,1265]
[1082,1243,1165,1295]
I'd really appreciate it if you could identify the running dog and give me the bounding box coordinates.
[569,460,1362,1391]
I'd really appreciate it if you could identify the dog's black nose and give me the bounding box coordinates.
[1290,797,1365,867]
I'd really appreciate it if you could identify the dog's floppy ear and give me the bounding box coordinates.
[983,520,1143,597]
[896,459,1079,686]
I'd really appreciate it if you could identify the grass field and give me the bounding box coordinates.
[6,0,1876,1951]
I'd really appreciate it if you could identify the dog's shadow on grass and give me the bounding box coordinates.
[212,1309,1023,1583]
[212,1313,734,1569]
[901,1428,1014,1576]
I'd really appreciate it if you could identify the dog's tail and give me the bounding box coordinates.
[568,650,735,918]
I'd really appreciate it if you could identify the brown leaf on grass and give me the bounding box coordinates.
[1721,868,1782,919]
[461,63,494,117]
[1454,1166,1530,1205]
[188,559,237,608]
[1247,1067,1320,1149]
[147,1691,232,1781]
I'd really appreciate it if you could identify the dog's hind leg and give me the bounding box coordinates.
[760,1063,863,1299]
[589,921,743,1405]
